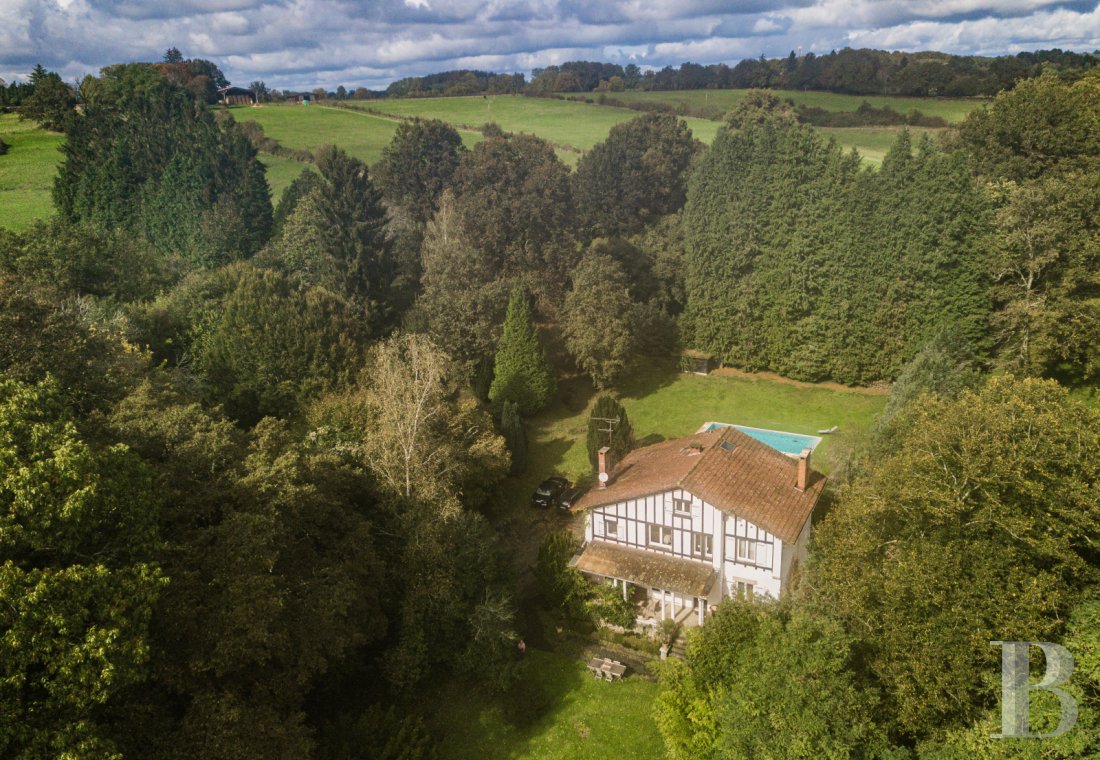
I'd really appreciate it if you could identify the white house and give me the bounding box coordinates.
[569,426,825,628]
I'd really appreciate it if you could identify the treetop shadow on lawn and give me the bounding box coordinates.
[499,647,586,731]
[616,356,679,399]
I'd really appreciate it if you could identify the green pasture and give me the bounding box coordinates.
[350,95,719,161]
[354,94,957,165]
[614,88,983,123]
[817,125,947,163]
[258,154,310,200]
[0,114,62,231]
[234,104,482,166]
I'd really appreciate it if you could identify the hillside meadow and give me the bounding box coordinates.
[611,88,983,123]
[0,89,975,233]
[0,114,62,231]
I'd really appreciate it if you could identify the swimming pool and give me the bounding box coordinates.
[699,422,822,456]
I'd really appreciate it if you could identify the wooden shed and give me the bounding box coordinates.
[680,349,714,375]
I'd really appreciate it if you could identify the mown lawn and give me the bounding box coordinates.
[0,114,63,231]
[513,361,886,503]
[616,88,984,123]
[426,648,664,760]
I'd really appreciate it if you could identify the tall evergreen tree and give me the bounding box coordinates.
[586,395,634,469]
[488,286,555,415]
[313,145,401,331]
[682,122,990,384]
[54,63,272,266]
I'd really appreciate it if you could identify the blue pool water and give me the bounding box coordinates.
[704,423,822,456]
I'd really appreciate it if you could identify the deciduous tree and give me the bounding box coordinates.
[811,376,1100,740]
[375,119,464,227]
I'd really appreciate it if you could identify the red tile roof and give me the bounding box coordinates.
[572,426,824,543]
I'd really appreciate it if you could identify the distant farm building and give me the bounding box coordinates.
[218,86,256,106]
[286,92,312,105]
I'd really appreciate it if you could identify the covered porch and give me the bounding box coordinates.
[571,541,717,630]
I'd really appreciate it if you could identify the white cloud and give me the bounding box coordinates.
[1,0,1097,90]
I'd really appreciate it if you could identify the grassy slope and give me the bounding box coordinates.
[427,649,663,760]
[817,125,946,163]
[258,154,310,200]
[0,114,63,231]
[234,103,483,165]
[352,94,966,165]
[616,89,982,123]
[0,90,978,229]
[349,95,719,165]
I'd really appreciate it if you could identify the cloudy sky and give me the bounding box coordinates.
[2,0,1099,90]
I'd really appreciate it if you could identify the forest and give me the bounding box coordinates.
[0,49,1099,759]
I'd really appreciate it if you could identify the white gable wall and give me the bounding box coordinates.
[583,486,811,604]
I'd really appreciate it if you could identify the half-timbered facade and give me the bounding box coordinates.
[570,426,824,627]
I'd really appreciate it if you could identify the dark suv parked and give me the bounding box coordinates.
[531,476,569,508]
[558,487,586,511]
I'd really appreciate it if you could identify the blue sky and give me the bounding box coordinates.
[2,0,1099,90]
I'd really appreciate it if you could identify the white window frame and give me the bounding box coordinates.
[735,581,754,599]
[692,532,713,560]
[648,524,672,548]
[736,537,758,563]
[672,497,692,515]
[604,518,618,538]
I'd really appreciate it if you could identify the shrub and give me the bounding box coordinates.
[536,531,589,619]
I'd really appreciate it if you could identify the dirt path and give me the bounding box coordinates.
[710,367,891,396]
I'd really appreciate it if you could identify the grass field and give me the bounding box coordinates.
[0,88,975,231]
[0,114,62,231]
[349,94,955,165]
[258,154,311,200]
[817,125,946,163]
[426,648,664,760]
[614,89,984,123]
[348,95,720,163]
[522,361,884,492]
[234,103,483,165]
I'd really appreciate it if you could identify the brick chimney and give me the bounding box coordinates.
[796,447,812,491]
[597,446,611,489]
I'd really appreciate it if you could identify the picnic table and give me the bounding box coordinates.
[587,657,627,681]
